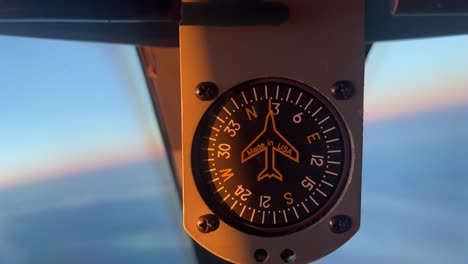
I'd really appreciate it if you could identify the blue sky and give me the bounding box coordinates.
[1,34,468,185]
[365,35,468,120]
[0,37,163,184]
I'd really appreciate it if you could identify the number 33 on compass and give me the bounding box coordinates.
[191,78,351,235]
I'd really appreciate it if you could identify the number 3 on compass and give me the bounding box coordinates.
[191,77,351,236]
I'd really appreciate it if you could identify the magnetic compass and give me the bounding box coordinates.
[191,78,351,236]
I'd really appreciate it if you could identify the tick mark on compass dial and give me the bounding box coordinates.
[191,78,351,236]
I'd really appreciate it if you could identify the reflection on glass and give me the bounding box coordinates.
[319,36,468,263]
[1,34,467,264]
[0,36,195,264]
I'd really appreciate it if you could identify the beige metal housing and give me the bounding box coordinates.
[180,1,365,263]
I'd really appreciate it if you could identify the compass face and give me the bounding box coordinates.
[191,78,351,236]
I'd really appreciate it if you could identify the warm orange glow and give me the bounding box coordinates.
[365,95,468,122]
[0,145,166,189]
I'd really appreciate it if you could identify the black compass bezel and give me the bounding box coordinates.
[191,77,352,237]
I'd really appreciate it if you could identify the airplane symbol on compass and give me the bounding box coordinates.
[241,100,300,182]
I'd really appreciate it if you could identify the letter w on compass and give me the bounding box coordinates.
[241,100,299,181]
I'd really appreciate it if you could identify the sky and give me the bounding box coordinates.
[0,36,164,185]
[365,35,468,120]
[1,34,468,185]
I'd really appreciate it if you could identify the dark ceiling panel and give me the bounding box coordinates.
[391,0,468,15]
[0,22,179,46]
[1,1,468,45]
[0,0,180,21]
[366,0,468,42]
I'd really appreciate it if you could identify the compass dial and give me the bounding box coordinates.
[191,78,351,236]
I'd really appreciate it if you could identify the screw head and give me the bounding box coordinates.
[195,82,219,101]
[253,249,269,263]
[331,80,354,100]
[280,248,296,263]
[196,214,220,233]
[329,215,352,234]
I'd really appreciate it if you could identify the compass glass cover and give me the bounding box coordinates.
[192,78,351,236]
